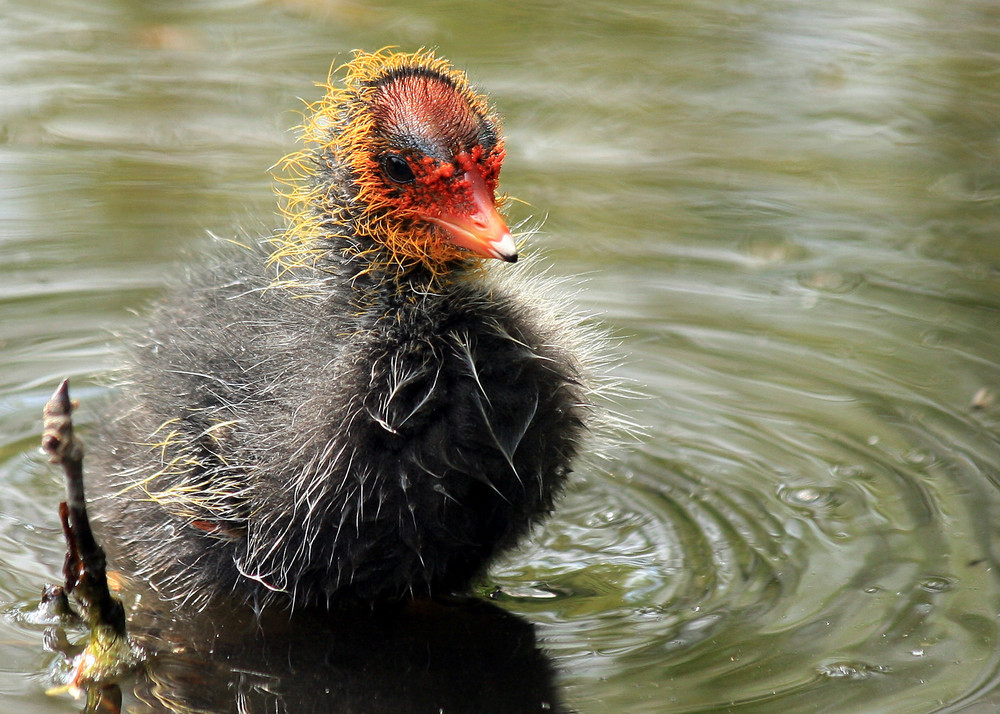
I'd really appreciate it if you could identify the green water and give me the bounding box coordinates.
[2,0,999,712]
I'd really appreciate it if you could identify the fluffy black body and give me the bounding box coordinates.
[89,50,602,611]
[92,250,589,608]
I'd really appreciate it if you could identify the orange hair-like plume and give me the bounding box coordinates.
[270,48,506,281]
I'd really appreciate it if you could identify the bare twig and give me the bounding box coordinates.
[42,379,125,636]
[41,379,141,703]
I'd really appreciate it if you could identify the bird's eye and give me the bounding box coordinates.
[381,154,415,184]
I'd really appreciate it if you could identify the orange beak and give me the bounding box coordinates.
[421,170,518,263]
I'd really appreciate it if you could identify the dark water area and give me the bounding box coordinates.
[2,0,999,712]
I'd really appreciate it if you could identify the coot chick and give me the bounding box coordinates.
[93,49,607,610]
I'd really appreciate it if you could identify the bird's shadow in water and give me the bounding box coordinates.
[116,594,563,714]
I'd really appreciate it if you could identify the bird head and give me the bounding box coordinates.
[275,49,516,280]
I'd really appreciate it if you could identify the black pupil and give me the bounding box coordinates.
[383,154,415,183]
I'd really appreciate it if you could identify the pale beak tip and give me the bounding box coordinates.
[491,231,518,263]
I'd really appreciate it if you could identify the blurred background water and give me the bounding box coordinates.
[1,0,999,712]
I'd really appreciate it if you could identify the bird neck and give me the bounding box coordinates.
[323,229,476,302]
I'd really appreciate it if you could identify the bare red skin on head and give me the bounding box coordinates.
[365,71,512,262]
[407,147,505,222]
[275,50,515,274]
[371,72,488,154]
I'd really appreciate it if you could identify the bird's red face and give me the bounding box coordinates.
[275,50,516,278]
[365,71,516,264]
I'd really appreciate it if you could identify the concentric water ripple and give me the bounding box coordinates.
[487,295,1000,712]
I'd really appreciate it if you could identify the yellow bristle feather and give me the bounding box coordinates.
[268,48,504,283]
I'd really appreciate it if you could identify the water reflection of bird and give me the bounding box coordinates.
[94,49,610,610]
[132,597,562,713]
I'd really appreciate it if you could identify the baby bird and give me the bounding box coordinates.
[93,49,604,610]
